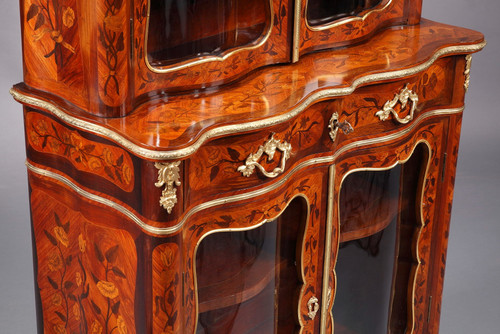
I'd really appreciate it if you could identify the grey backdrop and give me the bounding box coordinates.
[1,1,498,333]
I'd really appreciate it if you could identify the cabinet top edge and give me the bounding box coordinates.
[12,20,485,160]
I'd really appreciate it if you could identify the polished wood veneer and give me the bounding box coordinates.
[12,0,484,333]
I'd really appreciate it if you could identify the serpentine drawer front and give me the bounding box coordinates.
[12,0,483,333]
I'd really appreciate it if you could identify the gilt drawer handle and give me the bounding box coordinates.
[375,84,419,124]
[155,161,181,214]
[307,296,320,320]
[329,112,354,142]
[237,135,292,178]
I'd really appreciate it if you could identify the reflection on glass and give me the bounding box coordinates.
[195,197,307,334]
[148,0,269,67]
[307,0,383,26]
[334,144,428,334]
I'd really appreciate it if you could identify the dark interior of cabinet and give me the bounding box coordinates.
[334,144,428,334]
[195,197,307,334]
[147,0,269,67]
[307,0,383,26]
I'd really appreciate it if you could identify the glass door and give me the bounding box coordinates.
[296,0,407,59]
[147,0,271,67]
[194,197,307,333]
[334,144,428,333]
[307,0,383,26]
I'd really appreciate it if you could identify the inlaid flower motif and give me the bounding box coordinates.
[88,157,102,171]
[103,148,114,166]
[53,323,66,334]
[116,315,128,334]
[78,233,86,253]
[122,164,132,184]
[90,320,103,334]
[52,293,62,306]
[35,120,48,135]
[29,131,40,146]
[73,303,80,320]
[75,271,82,287]
[97,281,119,299]
[48,252,63,272]
[161,246,174,268]
[62,7,75,28]
[53,226,69,247]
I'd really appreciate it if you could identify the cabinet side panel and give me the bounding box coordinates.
[29,177,138,334]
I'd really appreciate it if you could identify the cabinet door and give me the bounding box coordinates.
[294,0,420,60]
[134,0,293,96]
[180,168,328,333]
[324,117,452,334]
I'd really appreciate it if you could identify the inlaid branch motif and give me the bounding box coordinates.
[99,0,125,96]
[43,213,128,334]
[89,242,128,334]
[153,243,180,333]
[28,114,133,190]
[155,161,182,214]
[44,212,89,333]
[26,0,76,67]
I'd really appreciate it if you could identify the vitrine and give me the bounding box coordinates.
[12,0,484,333]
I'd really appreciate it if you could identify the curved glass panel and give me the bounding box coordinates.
[307,0,384,27]
[334,144,429,333]
[147,0,270,67]
[195,197,307,333]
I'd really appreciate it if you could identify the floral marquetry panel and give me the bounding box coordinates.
[31,189,137,334]
[152,243,182,334]
[26,112,134,192]
[22,0,88,112]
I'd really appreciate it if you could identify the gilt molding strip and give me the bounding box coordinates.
[11,41,485,161]
[25,106,464,236]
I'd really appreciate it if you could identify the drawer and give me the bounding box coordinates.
[326,56,462,147]
[185,104,331,205]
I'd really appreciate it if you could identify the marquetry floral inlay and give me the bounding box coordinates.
[153,243,180,333]
[42,212,129,334]
[26,0,76,67]
[27,113,134,191]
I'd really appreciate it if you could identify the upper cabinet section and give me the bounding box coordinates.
[294,0,421,60]
[19,0,421,117]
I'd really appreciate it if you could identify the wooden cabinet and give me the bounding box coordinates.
[12,0,484,333]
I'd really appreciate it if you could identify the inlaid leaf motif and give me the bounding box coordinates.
[26,4,39,21]
[227,147,240,160]
[91,299,102,315]
[112,300,121,315]
[112,266,126,278]
[105,245,119,263]
[94,242,105,263]
[44,229,58,246]
[47,276,59,289]
[34,12,45,30]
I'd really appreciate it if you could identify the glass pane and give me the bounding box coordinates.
[334,144,428,334]
[195,197,307,333]
[307,0,383,26]
[148,0,270,67]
